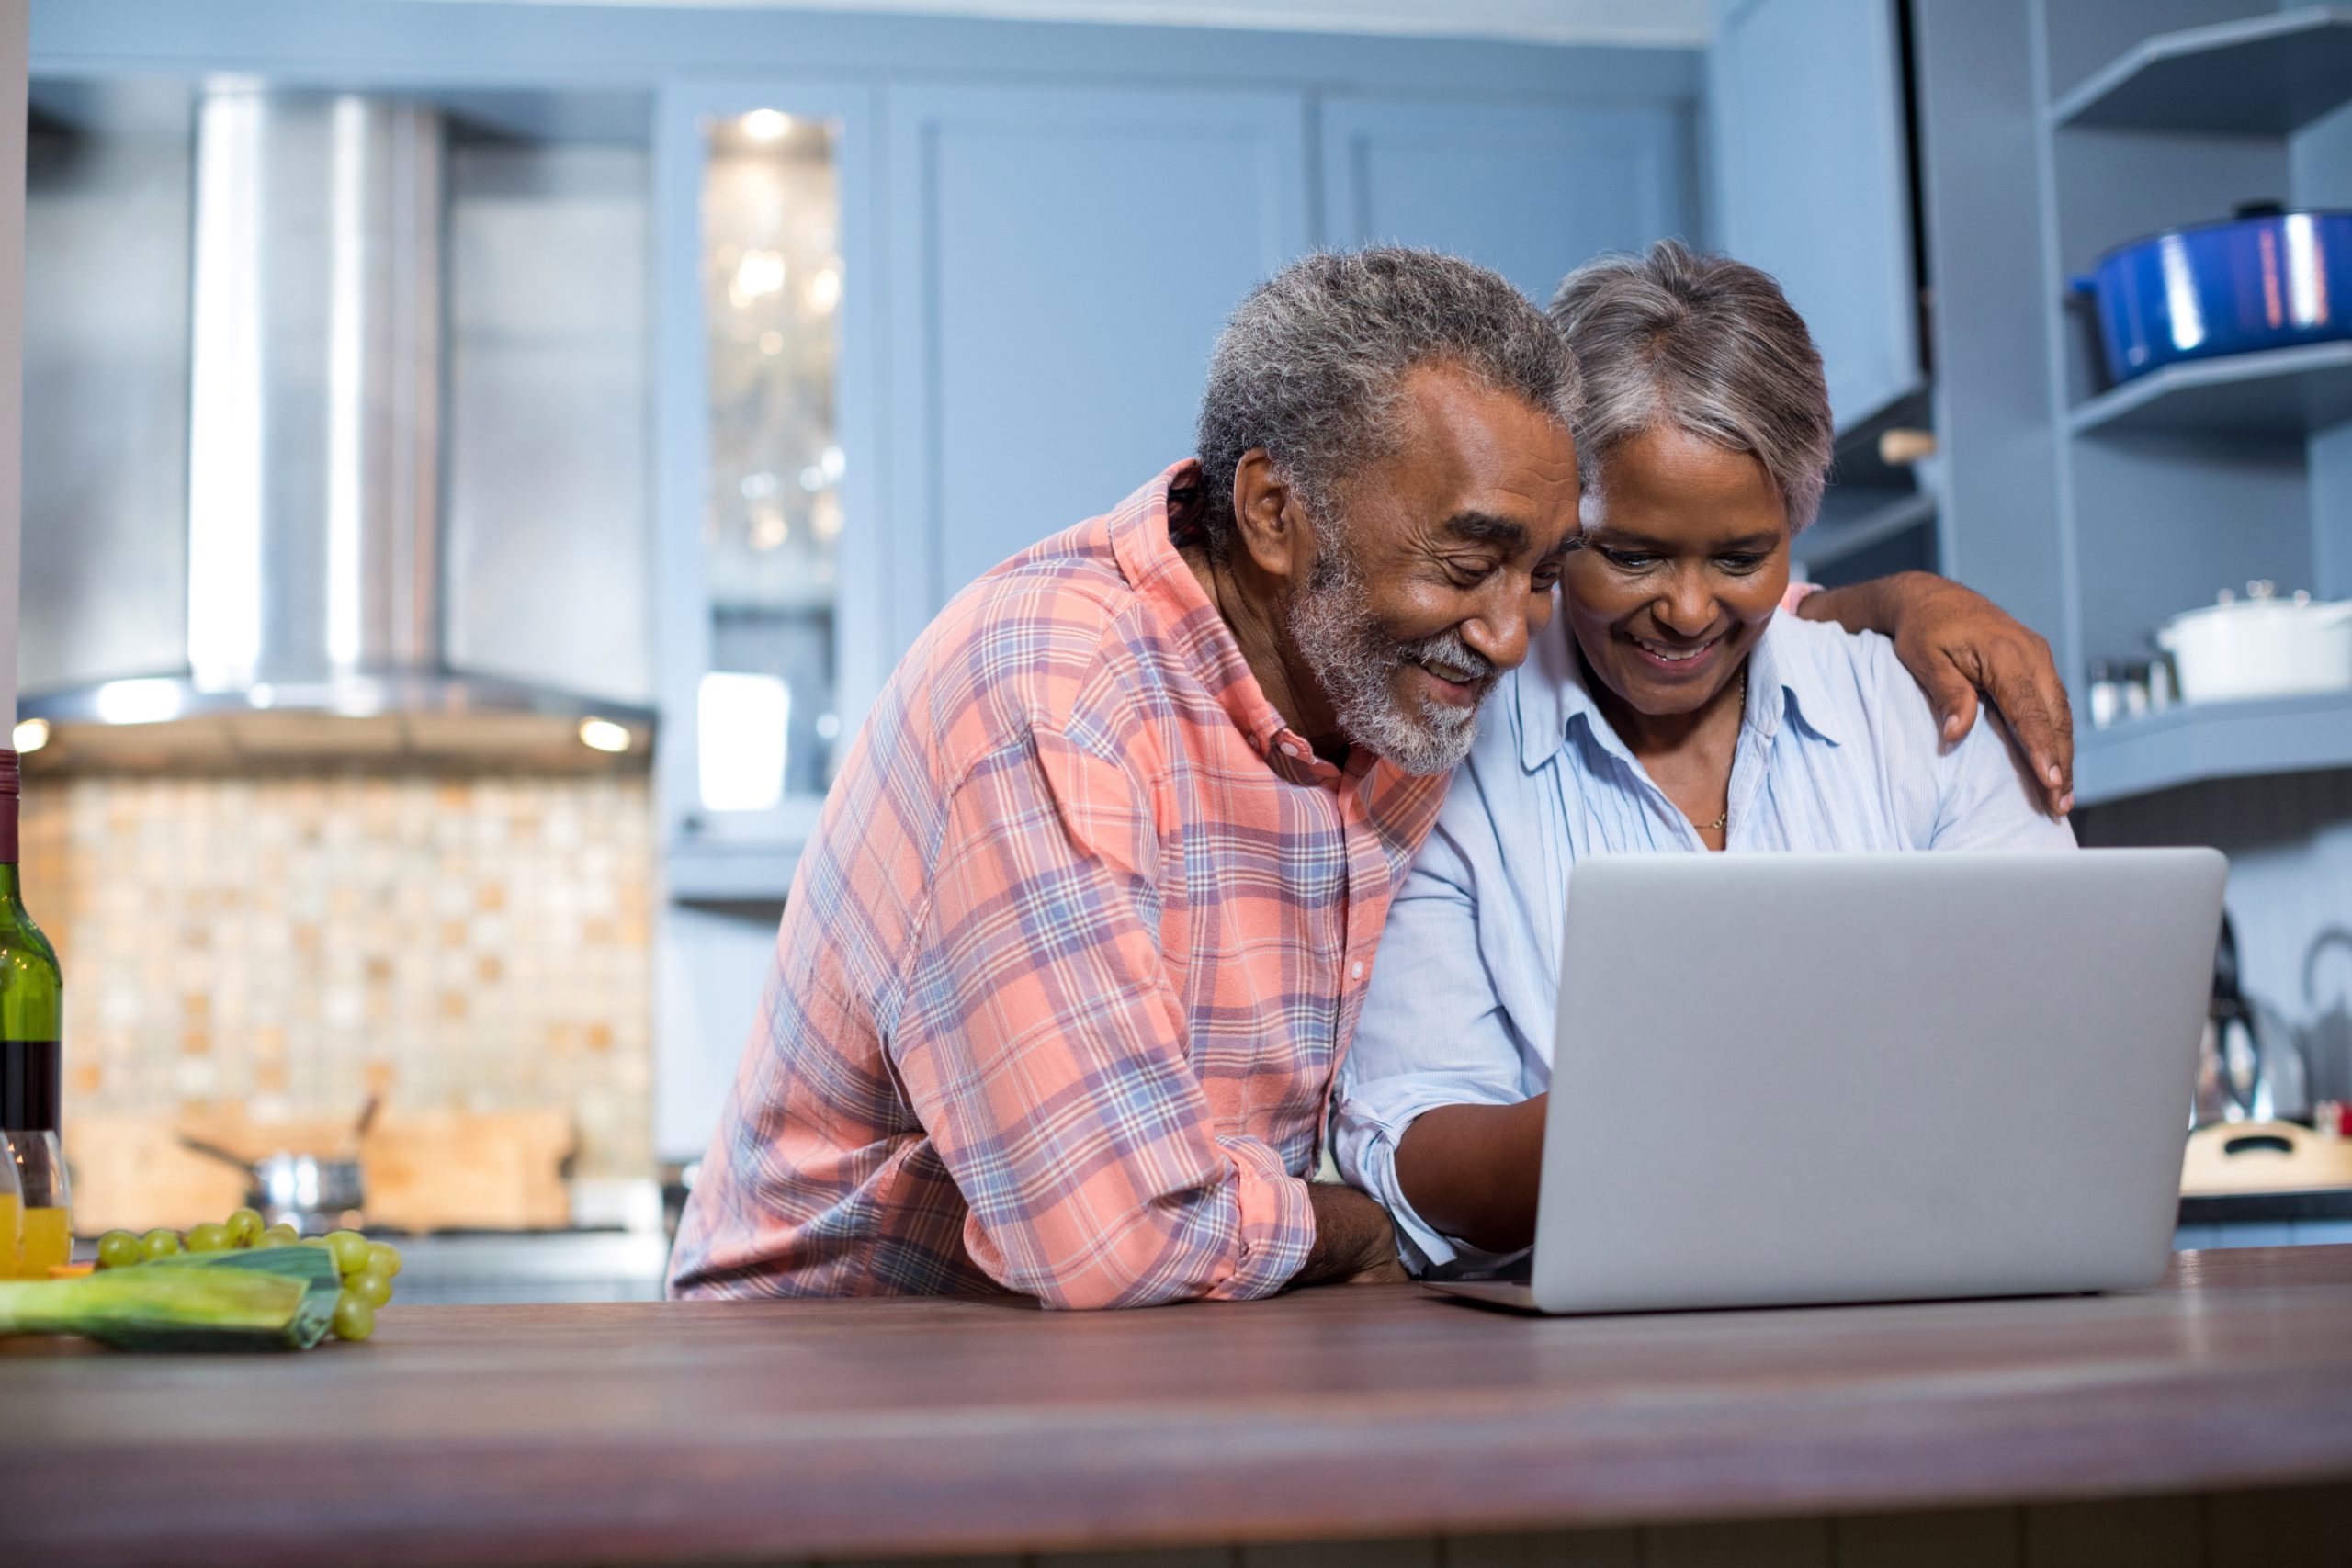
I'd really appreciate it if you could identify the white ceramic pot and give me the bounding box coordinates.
[2154,585,2352,705]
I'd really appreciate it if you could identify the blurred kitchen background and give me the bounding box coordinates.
[16,0,2352,1294]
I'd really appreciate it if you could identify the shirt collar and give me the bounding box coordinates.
[1108,459,1366,790]
[1515,608,1843,773]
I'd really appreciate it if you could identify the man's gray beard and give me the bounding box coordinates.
[1288,542,1496,776]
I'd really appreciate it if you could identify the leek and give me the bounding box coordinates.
[0,1244,342,1351]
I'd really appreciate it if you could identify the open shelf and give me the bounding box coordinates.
[665,843,800,902]
[2052,6,2352,134]
[1793,490,1936,573]
[2075,688,2352,806]
[2067,340,2352,437]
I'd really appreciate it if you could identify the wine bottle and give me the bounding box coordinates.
[0,748,67,1278]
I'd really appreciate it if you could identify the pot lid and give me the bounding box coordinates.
[2161,581,2352,629]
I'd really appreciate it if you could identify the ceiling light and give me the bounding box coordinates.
[13,718,50,755]
[579,717,632,755]
[740,110,791,142]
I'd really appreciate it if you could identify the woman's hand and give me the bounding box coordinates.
[1797,572,2074,816]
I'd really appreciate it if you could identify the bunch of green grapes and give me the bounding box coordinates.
[93,1210,404,1341]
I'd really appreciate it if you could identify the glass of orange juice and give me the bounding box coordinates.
[0,1131,21,1277]
[3,1131,70,1277]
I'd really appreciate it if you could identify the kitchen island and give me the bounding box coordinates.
[4,1246,2349,1567]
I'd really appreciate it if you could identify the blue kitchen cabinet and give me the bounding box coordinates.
[886,85,1309,631]
[1709,0,1922,433]
[1317,98,1697,309]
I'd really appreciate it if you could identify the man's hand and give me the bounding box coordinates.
[1798,572,2075,816]
[1294,1181,1408,1287]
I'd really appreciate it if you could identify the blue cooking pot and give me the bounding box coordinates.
[2072,205,2352,387]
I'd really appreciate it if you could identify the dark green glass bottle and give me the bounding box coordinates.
[0,749,63,1138]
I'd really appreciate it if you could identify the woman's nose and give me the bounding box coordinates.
[1653,571,1714,637]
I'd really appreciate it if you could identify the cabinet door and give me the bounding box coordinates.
[1711,0,1921,431]
[653,81,883,872]
[887,85,1308,627]
[1319,98,1696,309]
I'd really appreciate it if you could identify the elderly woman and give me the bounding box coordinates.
[1333,241,2076,1273]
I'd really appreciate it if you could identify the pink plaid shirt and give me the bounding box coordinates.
[670,462,1450,1308]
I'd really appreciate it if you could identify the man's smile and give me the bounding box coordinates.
[1408,656,1487,708]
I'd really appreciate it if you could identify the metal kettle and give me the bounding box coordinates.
[2196,913,2310,1127]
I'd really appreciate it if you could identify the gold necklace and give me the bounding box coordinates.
[1684,670,1747,837]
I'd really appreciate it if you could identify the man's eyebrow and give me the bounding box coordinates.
[1439,511,1530,549]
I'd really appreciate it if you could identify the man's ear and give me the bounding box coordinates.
[1229,449,1314,584]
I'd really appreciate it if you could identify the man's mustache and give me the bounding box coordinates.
[1398,629,1495,685]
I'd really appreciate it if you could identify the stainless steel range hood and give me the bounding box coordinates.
[21,89,654,768]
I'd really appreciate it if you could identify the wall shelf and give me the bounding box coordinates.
[664,843,801,903]
[2067,340,2352,438]
[2052,6,2352,135]
[2075,690,2352,806]
[1793,490,1936,573]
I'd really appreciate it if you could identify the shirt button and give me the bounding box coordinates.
[1283,741,1306,759]
[1350,961,1364,980]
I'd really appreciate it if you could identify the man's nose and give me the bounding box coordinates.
[1463,583,1532,671]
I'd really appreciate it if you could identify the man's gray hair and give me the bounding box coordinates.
[1547,239,1832,530]
[1194,248,1581,555]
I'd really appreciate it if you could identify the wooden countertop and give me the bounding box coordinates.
[6,1246,2352,1567]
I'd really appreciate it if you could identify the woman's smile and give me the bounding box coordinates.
[1622,627,1729,677]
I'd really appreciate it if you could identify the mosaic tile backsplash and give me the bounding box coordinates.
[20,772,655,1179]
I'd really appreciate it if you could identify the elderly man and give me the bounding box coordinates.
[670,248,2071,1310]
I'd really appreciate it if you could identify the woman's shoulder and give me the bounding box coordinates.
[1770,605,1896,677]
[1765,610,2070,849]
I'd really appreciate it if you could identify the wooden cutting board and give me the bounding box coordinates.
[2181,1120,2352,1195]
[66,1114,251,1234]
[64,1108,576,1235]
[362,1109,575,1233]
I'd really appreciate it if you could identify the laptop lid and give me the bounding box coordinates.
[1527,849,2226,1314]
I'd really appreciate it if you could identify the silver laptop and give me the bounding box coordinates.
[1429,849,2227,1314]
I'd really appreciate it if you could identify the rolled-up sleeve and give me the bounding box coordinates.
[890,728,1315,1310]
[1334,818,1531,1274]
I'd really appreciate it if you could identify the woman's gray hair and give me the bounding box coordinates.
[1547,239,1832,530]
[1194,248,1581,556]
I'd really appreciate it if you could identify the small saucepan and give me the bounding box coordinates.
[2154,581,2352,705]
[178,1135,367,1235]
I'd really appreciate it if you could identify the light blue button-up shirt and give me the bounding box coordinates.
[1334,610,2076,1272]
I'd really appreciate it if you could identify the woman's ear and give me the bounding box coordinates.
[1229,449,1312,584]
